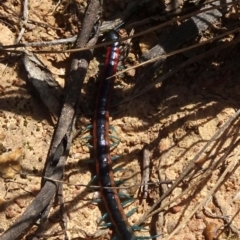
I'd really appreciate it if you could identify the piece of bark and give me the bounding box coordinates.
[23,53,62,121]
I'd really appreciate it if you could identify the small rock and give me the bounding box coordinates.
[0,132,5,141]
[5,205,17,219]
[171,205,182,213]
[0,148,22,179]
[14,198,26,208]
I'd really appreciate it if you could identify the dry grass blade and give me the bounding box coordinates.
[111,27,240,79]
[165,139,240,239]
[114,35,240,106]
[135,108,240,226]
[0,0,237,53]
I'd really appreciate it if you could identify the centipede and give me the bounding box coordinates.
[93,30,137,240]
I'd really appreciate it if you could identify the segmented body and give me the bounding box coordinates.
[93,30,137,240]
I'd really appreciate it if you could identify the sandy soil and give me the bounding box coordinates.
[0,0,240,239]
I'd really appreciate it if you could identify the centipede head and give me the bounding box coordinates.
[104,30,120,44]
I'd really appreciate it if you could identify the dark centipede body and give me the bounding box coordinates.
[93,30,137,240]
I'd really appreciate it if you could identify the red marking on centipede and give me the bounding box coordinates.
[93,30,136,240]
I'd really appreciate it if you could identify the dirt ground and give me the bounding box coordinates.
[0,0,240,239]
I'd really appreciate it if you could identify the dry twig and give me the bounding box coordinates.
[0,0,100,239]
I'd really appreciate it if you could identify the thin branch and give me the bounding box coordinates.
[165,140,240,239]
[0,0,100,239]
[115,35,240,106]
[0,0,236,53]
[135,108,240,226]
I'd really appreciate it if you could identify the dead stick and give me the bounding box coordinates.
[0,1,100,239]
